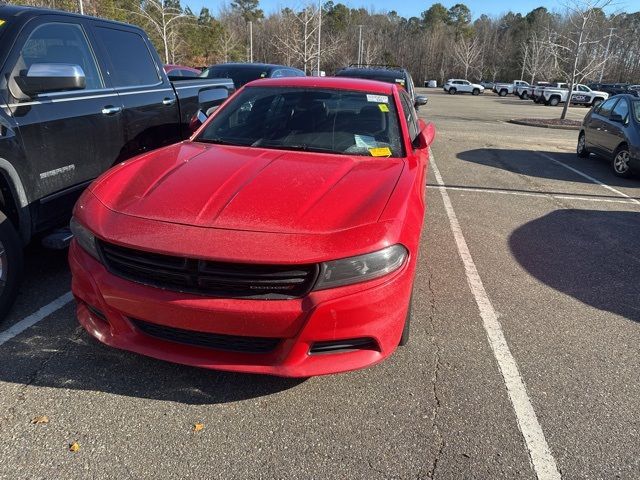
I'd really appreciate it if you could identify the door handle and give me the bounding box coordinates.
[101,106,122,115]
[162,97,176,106]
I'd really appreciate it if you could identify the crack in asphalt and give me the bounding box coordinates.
[0,326,84,430]
[425,273,444,480]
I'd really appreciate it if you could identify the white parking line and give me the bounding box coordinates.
[538,153,640,205]
[430,155,561,480]
[0,292,73,347]
[431,185,639,205]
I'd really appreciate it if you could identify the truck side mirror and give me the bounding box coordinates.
[15,63,86,97]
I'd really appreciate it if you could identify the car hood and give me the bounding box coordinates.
[90,142,404,234]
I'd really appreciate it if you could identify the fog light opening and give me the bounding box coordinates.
[309,338,379,355]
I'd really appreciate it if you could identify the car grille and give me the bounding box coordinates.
[98,241,319,299]
[131,318,280,354]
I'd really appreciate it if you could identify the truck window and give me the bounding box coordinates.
[94,27,160,87]
[13,23,103,93]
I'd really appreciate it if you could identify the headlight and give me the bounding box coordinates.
[70,217,100,261]
[313,244,408,291]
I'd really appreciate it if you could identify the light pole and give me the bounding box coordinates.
[316,0,322,76]
[357,25,363,67]
[249,21,253,63]
[79,0,84,15]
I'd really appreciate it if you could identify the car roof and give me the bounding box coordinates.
[337,67,408,79]
[0,5,137,29]
[206,63,300,71]
[244,76,397,94]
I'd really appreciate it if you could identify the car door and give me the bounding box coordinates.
[601,97,630,154]
[5,16,124,212]
[91,23,180,159]
[588,97,619,153]
[571,84,590,104]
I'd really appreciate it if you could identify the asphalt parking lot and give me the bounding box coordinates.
[0,89,638,479]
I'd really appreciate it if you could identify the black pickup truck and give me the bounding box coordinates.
[0,6,233,318]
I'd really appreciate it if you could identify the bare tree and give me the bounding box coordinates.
[452,36,481,79]
[548,0,614,119]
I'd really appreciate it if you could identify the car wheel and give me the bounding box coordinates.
[449,88,457,95]
[577,132,590,158]
[499,89,507,97]
[549,96,560,106]
[399,292,413,346]
[472,88,480,96]
[612,145,632,178]
[0,212,23,321]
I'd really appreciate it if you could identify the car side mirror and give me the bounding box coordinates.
[414,95,428,108]
[609,113,625,123]
[15,63,86,97]
[414,119,435,150]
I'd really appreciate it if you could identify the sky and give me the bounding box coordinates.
[184,0,639,19]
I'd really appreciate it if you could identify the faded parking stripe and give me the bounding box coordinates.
[430,153,562,480]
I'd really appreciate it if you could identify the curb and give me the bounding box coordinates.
[508,119,581,131]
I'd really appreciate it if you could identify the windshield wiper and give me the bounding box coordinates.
[196,137,244,146]
[258,143,345,155]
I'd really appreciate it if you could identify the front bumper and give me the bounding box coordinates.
[69,241,414,377]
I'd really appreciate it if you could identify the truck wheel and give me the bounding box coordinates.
[499,89,508,97]
[577,132,590,158]
[0,212,23,321]
[612,145,632,178]
[472,88,480,96]
[448,88,457,95]
[521,92,529,100]
[549,96,560,106]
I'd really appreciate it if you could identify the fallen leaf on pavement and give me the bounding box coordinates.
[69,442,80,452]
[31,416,49,424]
[193,423,204,432]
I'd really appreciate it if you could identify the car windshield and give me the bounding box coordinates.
[196,86,404,158]
[201,65,269,88]
[337,71,406,89]
[0,18,7,40]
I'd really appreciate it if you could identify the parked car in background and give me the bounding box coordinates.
[200,63,305,89]
[164,64,201,80]
[479,81,495,90]
[424,80,437,88]
[335,65,427,109]
[532,82,567,103]
[69,76,436,377]
[516,81,549,99]
[443,79,484,95]
[493,80,528,96]
[0,5,234,318]
[587,82,639,97]
[577,94,639,177]
[543,84,608,107]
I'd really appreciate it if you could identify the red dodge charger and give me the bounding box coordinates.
[69,77,435,377]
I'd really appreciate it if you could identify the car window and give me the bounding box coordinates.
[202,66,268,88]
[196,86,404,158]
[633,100,640,122]
[94,27,160,87]
[399,91,418,141]
[14,22,103,92]
[577,85,589,92]
[611,98,629,122]
[596,98,618,117]
[270,69,285,78]
[287,69,305,77]
[179,69,198,78]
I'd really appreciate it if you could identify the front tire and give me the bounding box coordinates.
[472,88,480,96]
[448,88,457,95]
[612,145,632,178]
[577,132,590,158]
[0,212,23,321]
[521,91,529,99]
[499,89,508,97]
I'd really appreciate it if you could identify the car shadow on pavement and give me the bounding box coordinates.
[0,323,306,405]
[509,209,640,323]
[457,149,640,192]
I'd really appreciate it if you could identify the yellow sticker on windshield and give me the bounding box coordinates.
[378,104,389,113]
[0,20,5,27]
[370,147,392,157]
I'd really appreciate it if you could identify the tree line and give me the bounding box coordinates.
[3,0,639,85]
